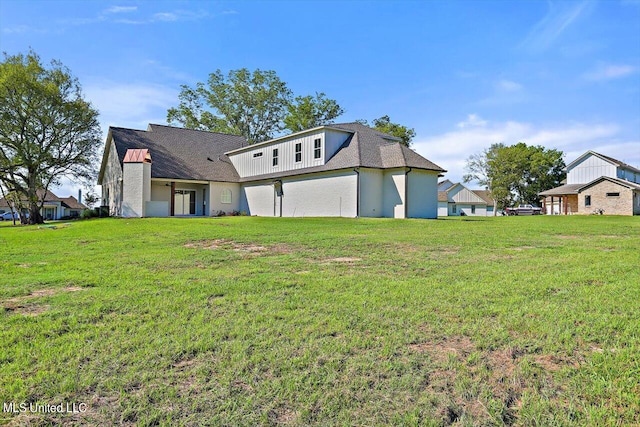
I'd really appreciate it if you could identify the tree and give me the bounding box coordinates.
[357,115,415,147]
[82,190,100,209]
[0,51,101,224]
[167,68,292,144]
[463,142,565,211]
[283,92,344,133]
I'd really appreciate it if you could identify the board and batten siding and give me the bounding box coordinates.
[228,129,352,179]
[449,185,486,204]
[567,155,617,184]
[407,170,439,219]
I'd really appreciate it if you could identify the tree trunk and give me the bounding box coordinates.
[26,173,44,225]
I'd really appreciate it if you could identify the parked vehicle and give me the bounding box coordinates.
[505,204,542,216]
[0,211,19,221]
[0,211,30,221]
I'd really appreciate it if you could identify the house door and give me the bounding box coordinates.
[174,190,196,215]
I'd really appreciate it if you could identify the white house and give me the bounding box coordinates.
[437,180,494,217]
[539,151,640,215]
[98,123,446,219]
[0,189,87,219]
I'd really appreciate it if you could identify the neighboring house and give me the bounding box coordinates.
[98,123,446,219]
[437,180,495,216]
[0,189,87,219]
[539,151,640,215]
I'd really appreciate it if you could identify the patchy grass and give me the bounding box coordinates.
[0,216,639,426]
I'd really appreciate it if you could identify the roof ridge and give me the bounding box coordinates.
[148,123,244,138]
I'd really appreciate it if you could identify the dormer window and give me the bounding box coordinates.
[314,138,321,159]
[295,143,302,162]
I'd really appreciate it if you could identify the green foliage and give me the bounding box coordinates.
[167,68,292,144]
[464,143,565,207]
[283,92,344,133]
[1,216,638,425]
[0,50,101,224]
[358,115,416,147]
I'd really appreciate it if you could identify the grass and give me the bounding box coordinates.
[0,215,638,426]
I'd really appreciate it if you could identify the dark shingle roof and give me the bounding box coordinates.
[0,189,87,210]
[538,184,584,196]
[102,123,445,184]
[236,122,445,182]
[107,124,246,182]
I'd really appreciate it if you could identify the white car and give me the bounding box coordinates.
[0,211,29,221]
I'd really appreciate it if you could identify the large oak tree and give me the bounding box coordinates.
[463,142,565,211]
[0,51,101,224]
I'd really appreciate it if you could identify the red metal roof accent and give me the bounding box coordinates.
[123,149,152,163]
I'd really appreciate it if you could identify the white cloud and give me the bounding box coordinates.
[412,115,633,184]
[104,6,137,14]
[520,1,592,52]
[83,81,177,134]
[496,79,523,92]
[583,64,638,81]
[457,114,487,128]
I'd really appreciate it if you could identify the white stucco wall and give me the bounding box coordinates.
[359,168,383,217]
[382,169,406,218]
[280,171,357,217]
[407,170,439,219]
[122,162,150,217]
[241,170,357,217]
[241,182,277,216]
[209,182,241,215]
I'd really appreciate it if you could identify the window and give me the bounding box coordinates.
[452,205,457,214]
[272,148,278,167]
[314,138,322,159]
[252,152,263,158]
[606,192,620,197]
[585,195,591,206]
[221,189,232,204]
[295,143,302,162]
[471,205,476,214]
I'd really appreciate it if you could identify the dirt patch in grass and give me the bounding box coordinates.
[2,286,85,316]
[268,406,299,425]
[409,335,574,425]
[511,246,537,251]
[4,286,85,303]
[322,257,362,263]
[184,239,294,255]
[4,303,50,316]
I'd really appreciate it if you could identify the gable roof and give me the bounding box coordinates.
[538,183,585,196]
[99,123,445,184]
[234,122,445,182]
[577,176,640,192]
[471,189,494,205]
[0,189,87,210]
[101,124,246,183]
[567,150,640,174]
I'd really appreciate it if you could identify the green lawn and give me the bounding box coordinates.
[0,216,638,426]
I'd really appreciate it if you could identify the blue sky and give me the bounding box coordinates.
[1,0,639,197]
